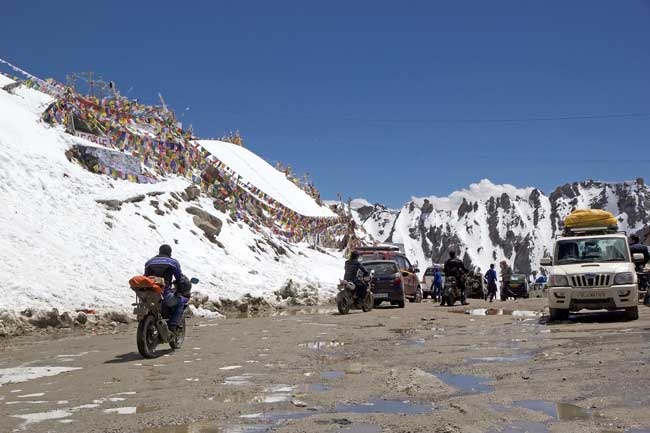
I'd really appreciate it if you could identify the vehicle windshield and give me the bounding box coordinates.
[511,275,525,282]
[359,253,384,262]
[555,237,629,265]
[363,262,399,275]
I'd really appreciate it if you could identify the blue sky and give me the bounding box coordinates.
[2,0,650,207]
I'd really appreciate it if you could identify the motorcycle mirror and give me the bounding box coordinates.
[190,277,200,284]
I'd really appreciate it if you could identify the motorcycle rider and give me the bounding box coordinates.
[629,234,650,271]
[485,264,498,302]
[144,244,184,332]
[344,251,370,303]
[443,251,469,305]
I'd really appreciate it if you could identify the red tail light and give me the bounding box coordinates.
[393,277,402,287]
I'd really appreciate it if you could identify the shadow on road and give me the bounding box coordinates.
[540,310,630,325]
[104,349,173,364]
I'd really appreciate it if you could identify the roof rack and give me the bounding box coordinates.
[559,225,625,237]
[355,245,400,252]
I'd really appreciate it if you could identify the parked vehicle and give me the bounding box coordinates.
[130,276,198,358]
[440,275,462,306]
[356,246,422,303]
[541,221,641,321]
[363,260,406,308]
[422,264,445,299]
[529,276,548,298]
[336,270,375,315]
[501,273,529,301]
[465,272,487,299]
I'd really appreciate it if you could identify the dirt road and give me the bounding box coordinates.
[2,298,650,433]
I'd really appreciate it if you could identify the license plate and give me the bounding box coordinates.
[574,291,604,299]
[374,293,388,299]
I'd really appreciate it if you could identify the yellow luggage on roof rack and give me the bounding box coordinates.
[564,209,618,229]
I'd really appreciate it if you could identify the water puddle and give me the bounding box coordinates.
[224,374,255,385]
[296,383,329,392]
[458,309,542,317]
[335,399,433,414]
[298,340,345,350]
[436,373,494,394]
[0,366,82,385]
[320,371,345,380]
[142,424,268,433]
[227,307,337,319]
[513,400,591,421]
[465,354,532,363]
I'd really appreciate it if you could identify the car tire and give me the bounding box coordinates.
[500,295,507,302]
[423,292,429,299]
[624,306,639,321]
[549,307,569,321]
[373,300,382,308]
[397,300,405,308]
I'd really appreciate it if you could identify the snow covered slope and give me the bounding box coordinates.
[199,139,334,218]
[354,178,650,276]
[0,75,342,314]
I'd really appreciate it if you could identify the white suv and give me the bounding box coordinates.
[541,228,643,321]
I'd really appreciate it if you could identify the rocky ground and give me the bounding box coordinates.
[2,298,650,433]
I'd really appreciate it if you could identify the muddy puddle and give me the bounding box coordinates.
[487,421,550,433]
[436,372,494,394]
[335,399,434,414]
[465,354,532,363]
[142,424,268,433]
[298,340,345,350]
[321,371,345,380]
[456,308,543,317]
[512,400,591,421]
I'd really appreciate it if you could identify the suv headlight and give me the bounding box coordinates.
[549,275,569,287]
[614,272,635,285]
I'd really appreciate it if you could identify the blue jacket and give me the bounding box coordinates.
[144,254,182,291]
[485,269,497,284]
[433,271,443,285]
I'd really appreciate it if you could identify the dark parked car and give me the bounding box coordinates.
[362,260,406,308]
[501,273,529,300]
[356,246,422,303]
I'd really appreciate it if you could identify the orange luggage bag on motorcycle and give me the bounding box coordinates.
[129,276,164,294]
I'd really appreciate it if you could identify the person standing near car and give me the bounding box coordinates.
[485,264,498,302]
[500,260,512,301]
[432,267,443,302]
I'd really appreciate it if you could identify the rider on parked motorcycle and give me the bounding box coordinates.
[344,251,370,302]
[629,234,650,272]
[144,244,185,332]
[443,251,469,305]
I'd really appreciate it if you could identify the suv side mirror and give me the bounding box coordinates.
[540,257,552,267]
[633,253,645,263]
[402,271,409,277]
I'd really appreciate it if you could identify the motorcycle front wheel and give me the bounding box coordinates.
[337,293,351,315]
[169,315,186,350]
[137,314,159,359]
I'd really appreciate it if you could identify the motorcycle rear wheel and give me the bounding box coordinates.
[169,315,186,350]
[362,293,374,312]
[137,315,159,359]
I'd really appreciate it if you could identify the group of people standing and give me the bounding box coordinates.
[429,253,516,304]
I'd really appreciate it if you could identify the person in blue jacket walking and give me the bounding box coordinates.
[485,264,498,302]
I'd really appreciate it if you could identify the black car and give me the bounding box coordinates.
[501,273,529,300]
[362,260,406,308]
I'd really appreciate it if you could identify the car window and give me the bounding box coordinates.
[363,262,399,275]
[394,255,406,270]
[424,268,435,276]
[403,257,412,270]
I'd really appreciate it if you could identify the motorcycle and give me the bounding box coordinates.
[336,270,375,315]
[638,271,650,305]
[440,275,463,306]
[130,276,199,358]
